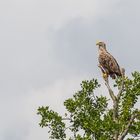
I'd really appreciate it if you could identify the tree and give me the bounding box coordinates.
[37,71,140,140]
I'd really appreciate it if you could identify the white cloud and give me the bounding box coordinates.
[0,0,140,139]
[0,75,85,140]
[21,76,84,140]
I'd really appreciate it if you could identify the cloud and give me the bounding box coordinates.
[20,76,84,140]
[0,0,140,139]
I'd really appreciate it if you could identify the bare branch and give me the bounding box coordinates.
[98,65,118,120]
[105,80,117,103]
[64,125,73,131]
[62,118,71,121]
[117,68,125,100]
[118,113,137,140]
[98,65,116,102]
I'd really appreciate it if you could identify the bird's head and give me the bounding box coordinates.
[96,41,106,51]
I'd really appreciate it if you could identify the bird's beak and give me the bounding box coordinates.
[96,41,100,46]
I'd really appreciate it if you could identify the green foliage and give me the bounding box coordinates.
[37,72,140,140]
[116,72,140,136]
[37,106,66,139]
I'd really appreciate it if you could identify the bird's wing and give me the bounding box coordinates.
[99,51,121,75]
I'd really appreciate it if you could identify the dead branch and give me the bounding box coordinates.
[117,68,125,100]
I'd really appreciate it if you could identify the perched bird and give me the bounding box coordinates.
[96,41,122,79]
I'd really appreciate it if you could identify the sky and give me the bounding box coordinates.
[0,0,140,139]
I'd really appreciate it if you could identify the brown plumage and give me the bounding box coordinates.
[96,41,122,79]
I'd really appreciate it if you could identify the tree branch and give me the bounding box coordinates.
[105,80,119,140]
[62,118,71,121]
[64,125,73,131]
[117,68,125,101]
[105,80,117,103]
[118,113,137,140]
[101,68,126,140]
[98,65,117,102]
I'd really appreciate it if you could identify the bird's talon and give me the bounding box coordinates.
[103,73,108,79]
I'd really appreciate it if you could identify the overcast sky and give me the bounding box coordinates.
[0,0,140,139]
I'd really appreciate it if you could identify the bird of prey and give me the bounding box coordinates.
[96,41,122,79]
